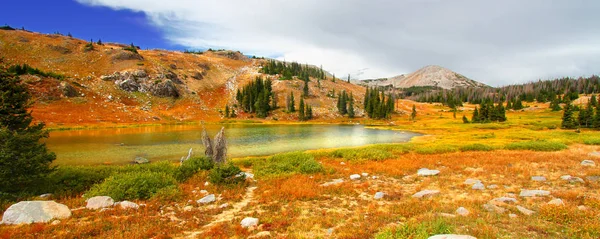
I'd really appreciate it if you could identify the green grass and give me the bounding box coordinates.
[505,140,568,151]
[375,218,455,239]
[459,143,495,152]
[583,138,600,145]
[310,144,411,162]
[86,171,180,201]
[252,151,323,179]
[415,145,458,155]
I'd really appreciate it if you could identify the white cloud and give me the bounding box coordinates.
[77,0,600,86]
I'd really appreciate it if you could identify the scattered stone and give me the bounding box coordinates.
[463,179,481,185]
[59,82,78,97]
[340,162,346,165]
[183,206,194,212]
[197,194,216,204]
[455,207,470,216]
[361,173,369,177]
[321,179,344,186]
[531,176,546,182]
[218,203,229,209]
[241,217,259,228]
[39,194,52,199]
[483,203,506,213]
[51,220,61,225]
[417,168,440,176]
[516,206,535,216]
[134,157,149,164]
[350,174,361,180]
[243,172,255,179]
[200,190,208,194]
[578,205,587,211]
[1,201,72,225]
[519,189,550,197]
[116,201,139,209]
[472,182,485,190]
[204,182,210,186]
[487,184,499,189]
[372,176,378,179]
[493,197,517,204]
[86,196,114,210]
[428,234,476,239]
[412,190,440,199]
[374,192,385,200]
[581,160,596,167]
[547,198,564,206]
[588,152,600,157]
[509,213,518,218]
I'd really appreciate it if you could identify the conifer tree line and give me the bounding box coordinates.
[286,91,296,113]
[336,90,355,118]
[235,76,275,118]
[364,87,395,119]
[413,75,600,105]
[561,95,600,129]
[298,98,314,121]
[467,99,507,123]
[260,60,325,80]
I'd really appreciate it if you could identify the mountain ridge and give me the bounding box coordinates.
[361,65,488,89]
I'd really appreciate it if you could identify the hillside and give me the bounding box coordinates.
[361,65,487,90]
[0,29,366,128]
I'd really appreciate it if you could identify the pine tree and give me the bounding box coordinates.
[472,107,479,123]
[411,105,417,121]
[303,81,309,97]
[591,95,598,108]
[348,94,355,118]
[550,97,562,111]
[462,115,470,123]
[347,74,350,83]
[306,104,313,120]
[225,105,230,118]
[288,92,295,112]
[561,101,577,129]
[271,92,278,109]
[506,99,512,110]
[332,74,335,82]
[299,98,305,121]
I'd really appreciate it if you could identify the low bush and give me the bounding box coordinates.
[174,156,214,182]
[208,163,245,185]
[583,138,600,145]
[415,145,458,154]
[86,171,179,201]
[459,143,494,152]
[374,218,455,239]
[328,147,394,161]
[253,152,323,179]
[505,140,568,151]
[7,64,66,80]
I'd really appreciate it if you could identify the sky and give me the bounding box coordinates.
[2,1,600,86]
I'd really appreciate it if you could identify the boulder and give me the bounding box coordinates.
[86,196,114,210]
[374,192,385,200]
[59,82,78,97]
[581,160,596,167]
[116,201,139,209]
[150,80,179,98]
[417,168,440,176]
[547,198,564,206]
[197,194,216,204]
[472,182,485,190]
[561,175,584,183]
[134,157,149,164]
[531,176,546,182]
[412,190,440,199]
[455,207,469,216]
[349,174,361,180]
[1,201,71,225]
[241,217,259,228]
[428,235,476,239]
[516,206,535,216]
[519,189,550,197]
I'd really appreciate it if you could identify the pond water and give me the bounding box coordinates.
[47,124,420,165]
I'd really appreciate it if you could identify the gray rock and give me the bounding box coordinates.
[349,174,361,180]
[581,160,596,167]
[116,201,139,209]
[374,192,385,200]
[1,201,72,225]
[243,172,254,179]
[487,184,499,189]
[417,168,440,176]
[519,189,550,197]
[493,197,517,204]
[197,194,216,204]
[547,198,564,206]
[241,217,259,228]
[588,152,600,157]
[531,176,546,182]
[134,157,149,164]
[86,196,114,210]
[150,80,179,98]
[483,203,506,213]
[428,234,476,239]
[516,206,535,216]
[455,207,469,216]
[463,178,481,185]
[218,203,229,209]
[412,190,440,199]
[59,82,78,97]
[321,179,344,186]
[472,182,485,190]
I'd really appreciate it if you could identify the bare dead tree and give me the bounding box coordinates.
[201,125,213,158]
[212,127,227,164]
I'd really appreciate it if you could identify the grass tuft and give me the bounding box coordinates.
[505,140,568,151]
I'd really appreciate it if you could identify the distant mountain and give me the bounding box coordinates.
[360,65,488,89]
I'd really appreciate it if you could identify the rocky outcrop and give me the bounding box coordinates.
[111,50,143,61]
[58,81,78,97]
[100,70,179,98]
[150,80,179,98]
[1,201,71,225]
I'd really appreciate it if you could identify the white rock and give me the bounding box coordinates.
[417,168,440,176]
[86,196,114,210]
[219,203,229,209]
[241,217,259,228]
[516,206,535,216]
[428,234,476,239]
[581,160,596,167]
[197,194,216,204]
[463,179,481,185]
[183,206,194,212]
[204,182,209,186]
[1,201,72,225]
[99,208,113,212]
[519,189,550,197]
[244,172,255,179]
[372,176,378,179]
[39,194,52,199]
[472,182,485,190]
[588,152,600,157]
[116,201,139,209]
[321,179,344,186]
[412,190,440,199]
[374,192,385,199]
[340,162,346,165]
[51,220,61,225]
[560,175,572,180]
[578,205,587,211]
[349,174,361,180]
[361,173,369,177]
[509,213,517,218]
[547,198,564,206]
[455,207,469,216]
[531,176,546,182]
[200,190,208,194]
[487,184,499,189]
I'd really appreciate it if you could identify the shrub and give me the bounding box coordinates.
[459,143,494,152]
[415,145,458,154]
[374,218,454,239]
[151,186,183,202]
[123,43,139,54]
[45,166,115,197]
[86,171,179,201]
[208,163,245,185]
[583,138,600,145]
[329,147,394,161]
[174,156,214,182]
[253,152,323,178]
[505,140,568,151]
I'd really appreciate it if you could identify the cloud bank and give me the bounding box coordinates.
[77,0,600,86]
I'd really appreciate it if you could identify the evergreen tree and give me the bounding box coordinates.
[225,105,230,118]
[0,68,56,193]
[332,74,335,82]
[306,104,313,120]
[590,95,598,108]
[299,98,305,121]
[561,100,577,129]
[411,105,417,121]
[271,92,278,109]
[237,76,273,118]
[289,92,296,112]
[462,115,470,123]
[303,81,309,97]
[472,107,479,122]
[347,74,350,83]
[550,97,562,111]
[348,94,355,118]
[506,99,513,109]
